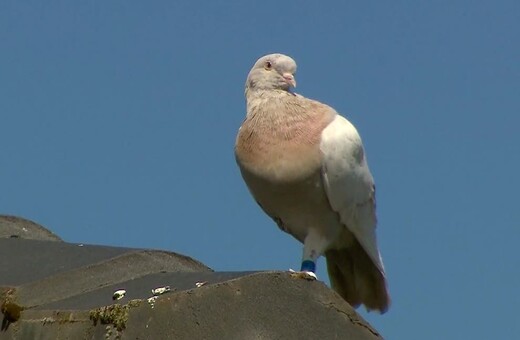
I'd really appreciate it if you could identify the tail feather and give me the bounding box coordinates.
[325,240,390,313]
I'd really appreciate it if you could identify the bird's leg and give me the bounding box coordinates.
[291,230,329,280]
[301,247,318,273]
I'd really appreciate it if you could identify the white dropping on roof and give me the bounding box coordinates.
[151,286,171,296]
[112,289,126,301]
[147,296,158,308]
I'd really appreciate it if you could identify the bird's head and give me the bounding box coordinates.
[246,53,297,92]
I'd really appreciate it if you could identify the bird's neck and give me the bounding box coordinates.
[245,89,298,120]
[243,90,336,147]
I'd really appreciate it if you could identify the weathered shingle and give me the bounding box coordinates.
[0,216,61,242]
[0,216,382,339]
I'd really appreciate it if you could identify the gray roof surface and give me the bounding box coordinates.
[0,215,382,339]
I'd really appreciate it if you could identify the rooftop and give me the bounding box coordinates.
[0,215,382,339]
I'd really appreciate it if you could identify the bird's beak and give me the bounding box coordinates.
[282,73,297,88]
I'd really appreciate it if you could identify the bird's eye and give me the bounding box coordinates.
[264,61,272,70]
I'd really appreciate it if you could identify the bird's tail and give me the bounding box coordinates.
[325,240,390,313]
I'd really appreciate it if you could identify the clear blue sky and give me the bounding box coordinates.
[1,1,519,339]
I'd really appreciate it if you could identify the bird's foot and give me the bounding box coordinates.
[289,269,317,281]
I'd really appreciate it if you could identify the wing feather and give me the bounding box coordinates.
[320,115,385,275]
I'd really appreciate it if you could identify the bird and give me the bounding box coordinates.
[235,53,390,313]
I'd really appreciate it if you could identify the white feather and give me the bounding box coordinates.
[320,115,386,275]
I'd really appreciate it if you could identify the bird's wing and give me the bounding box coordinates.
[320,115,385,274]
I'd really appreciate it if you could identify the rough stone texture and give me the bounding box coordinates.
[0,216,61,241]
[124,272,383,340]
[0,216,383,339]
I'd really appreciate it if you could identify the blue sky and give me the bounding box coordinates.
[1,1,519,339]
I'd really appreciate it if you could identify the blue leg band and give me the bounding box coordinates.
[300,260,316,273]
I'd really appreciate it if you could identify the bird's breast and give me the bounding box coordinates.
[235,102,335,183]
[236,136,322,183]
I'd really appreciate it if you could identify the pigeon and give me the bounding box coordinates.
[235,53,390,313]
